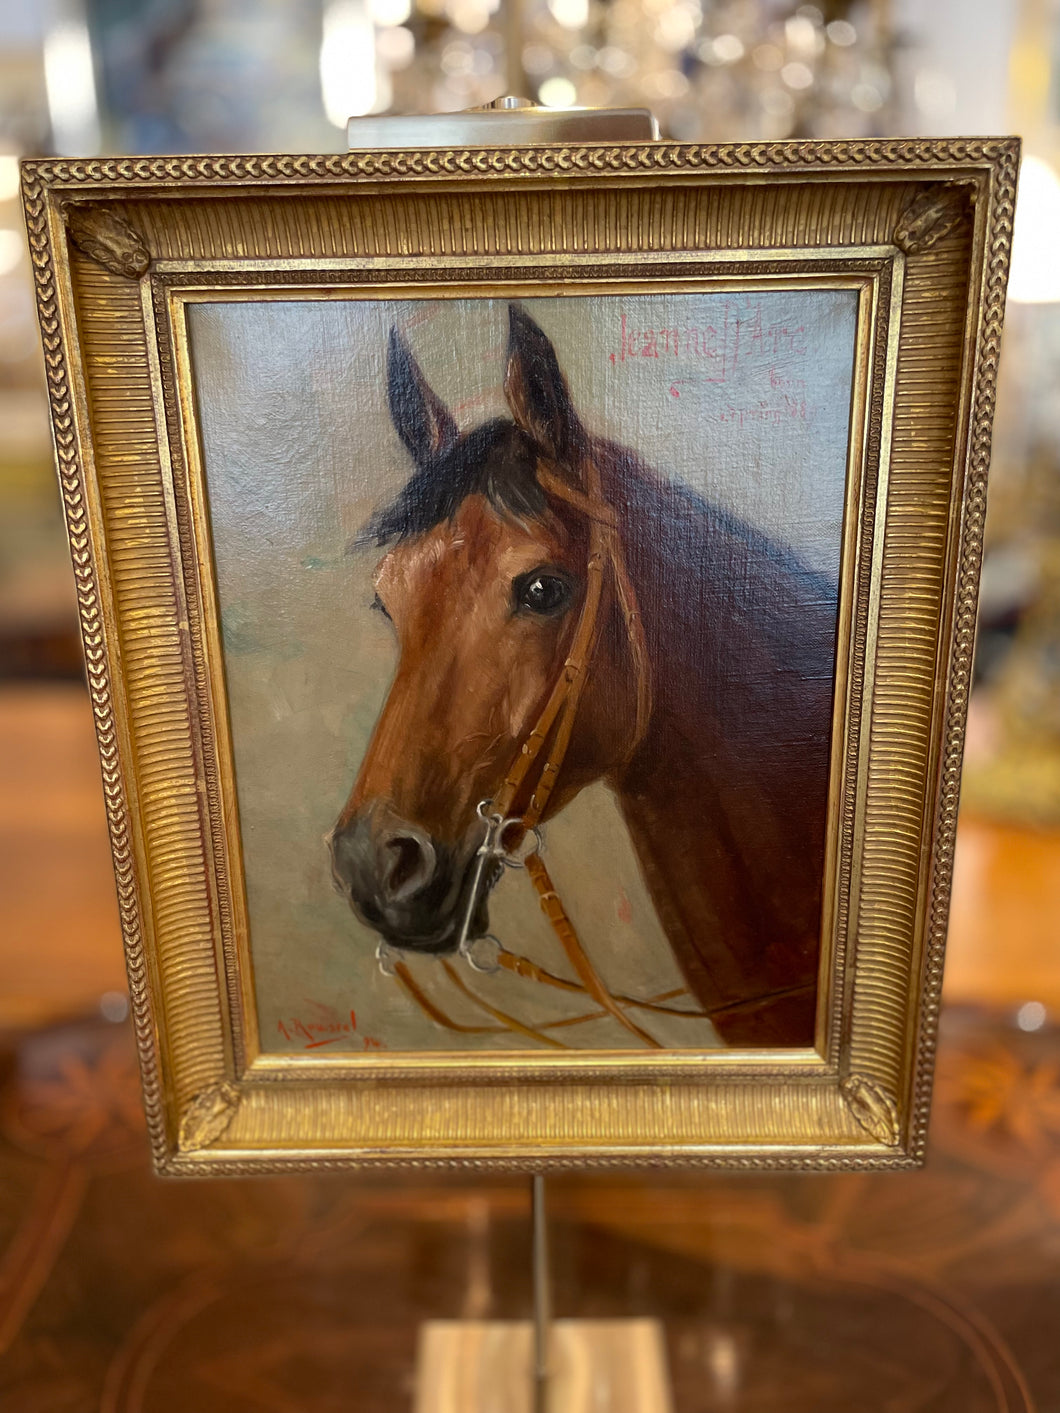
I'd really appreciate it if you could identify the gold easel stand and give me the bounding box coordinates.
[414,1178,673,1413]
[348,98,669,1413]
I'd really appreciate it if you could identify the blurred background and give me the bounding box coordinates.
[1,3,1059,1409]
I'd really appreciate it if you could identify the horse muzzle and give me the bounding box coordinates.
[328,804,495,954]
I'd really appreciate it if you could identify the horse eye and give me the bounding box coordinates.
[513,571,573,618]
[370,593,391,621]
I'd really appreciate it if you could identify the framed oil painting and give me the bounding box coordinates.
[23,135,1017,1171]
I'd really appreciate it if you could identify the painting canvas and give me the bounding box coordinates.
[189,289,856,1056]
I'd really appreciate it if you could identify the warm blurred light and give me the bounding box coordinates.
[321,0,378,124]
[1016,1000,1047,1032]
[785,15,820,57]
[597,46,635,77]
[656,8,696,52]
[441,40,475,75]
[1009,155,1060,304]
[377,25,416,69]
[548,0,589,30]
[781,61,813,90]
[826,19,856,47]
[449,0,491,35]
[369,0,411,23]
[42,19,101,156]
[653,70,690,98]
[711,34,745,64]
[0,155,20,204]
[100,991,130,1023]
[752,44,784,72]
[706,1329,740,1399]
[0,228,23,276]
[538,76,577,107]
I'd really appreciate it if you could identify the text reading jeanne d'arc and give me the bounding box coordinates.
[609,305,808,381]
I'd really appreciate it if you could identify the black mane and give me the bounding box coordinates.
[361,419,838,627]
[362,418,547,547]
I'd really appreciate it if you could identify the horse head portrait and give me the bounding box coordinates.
[329,303,838,1048]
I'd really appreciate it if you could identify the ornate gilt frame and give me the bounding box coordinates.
[22,137,1016,1173]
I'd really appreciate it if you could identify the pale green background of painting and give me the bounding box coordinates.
[188,290,856,1055]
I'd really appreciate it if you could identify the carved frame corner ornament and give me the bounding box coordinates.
[893,182,970,255]
[20,136,1019,1174]
[179,1081,241,1152]
[63,202,151,278]
[841,1075,900,1147]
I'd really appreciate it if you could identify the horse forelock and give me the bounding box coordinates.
[360,418,555,548]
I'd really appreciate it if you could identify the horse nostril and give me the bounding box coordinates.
[380,831,435,902]
[385,836,422,892]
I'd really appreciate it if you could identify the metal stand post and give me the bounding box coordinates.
[375,90,669,1413]
[532,1174,551,1413]
[414,1174,673,1412]
[502,0,528,96]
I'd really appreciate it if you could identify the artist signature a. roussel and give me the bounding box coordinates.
[276,1004,386,1051]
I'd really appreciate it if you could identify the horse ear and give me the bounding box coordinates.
[504,305,586,478]
[387,327,459,464]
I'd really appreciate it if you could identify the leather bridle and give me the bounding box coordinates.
[469,452,660,1046]
[490,455,653,828]
[381,451,819,1049]
[387,451,683,1050]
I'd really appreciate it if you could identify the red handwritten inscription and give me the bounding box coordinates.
[609,305,807,384]
[276,1001,386,1051]
[718,395,813,428]
[666,381,814,427]
[770,365,805,393]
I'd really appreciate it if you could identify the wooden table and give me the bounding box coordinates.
[2,683,1058,1410]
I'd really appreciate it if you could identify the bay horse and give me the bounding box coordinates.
[329,304,838,1047]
